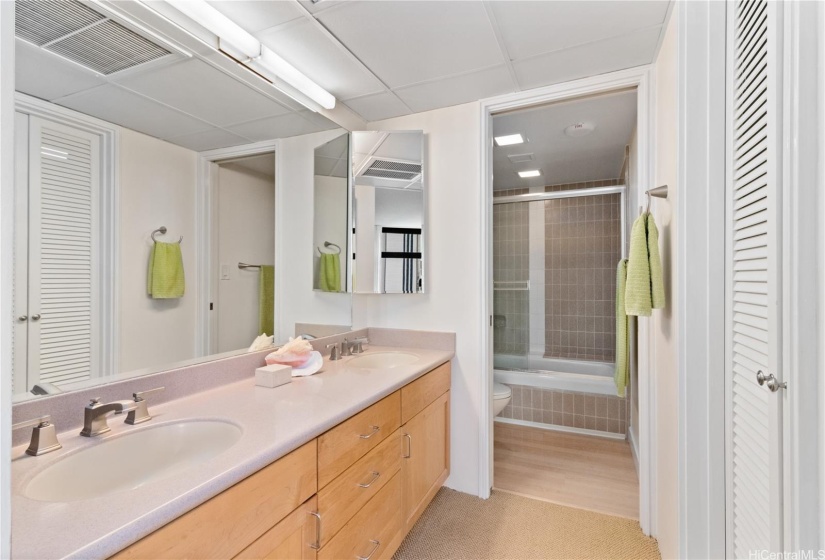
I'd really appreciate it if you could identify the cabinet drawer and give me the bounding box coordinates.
[319,473,404,560]
[318,392,400,488]
[318,429,402,548]
[112,440,317,560]
[234,496,318,560]
[401,362,451,424]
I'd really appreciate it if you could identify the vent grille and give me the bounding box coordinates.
[363,159,422,181]
[15,0,172,75]
[16,0,104,46]
[507,153,534,164]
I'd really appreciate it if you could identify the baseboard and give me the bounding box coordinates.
[628,425,640,476]
[495,417,626,440]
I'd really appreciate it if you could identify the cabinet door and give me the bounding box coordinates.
[401,391,450,531]
[235,496,318,560]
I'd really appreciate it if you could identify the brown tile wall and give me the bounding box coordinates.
[492,188,530,356]
[543,179,622,362]
[499,384,629,435]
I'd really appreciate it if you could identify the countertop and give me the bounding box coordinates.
[11,345,453,560]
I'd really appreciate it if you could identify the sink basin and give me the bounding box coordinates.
[24,420,242,502]
[347,352,419,369]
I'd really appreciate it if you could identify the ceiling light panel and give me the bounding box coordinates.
[494,133,524,146]
[518,170,541,178]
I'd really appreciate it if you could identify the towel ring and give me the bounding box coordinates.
[317,241,341,255]
[151,226,183,244]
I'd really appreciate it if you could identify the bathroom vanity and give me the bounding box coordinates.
[10,333,453,560]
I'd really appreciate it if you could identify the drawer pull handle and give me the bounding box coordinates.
[359,425,380,439]
[357,471,381,488]
[403,433,412,459]
[308,511,321,550]
[357,539,381,560]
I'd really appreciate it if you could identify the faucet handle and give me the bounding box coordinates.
[325,342,341,361]
[126,387,164,425]
[341,338,353,357]
[13,415,62,456]
[133,386,165,402]
[351,338,369,354]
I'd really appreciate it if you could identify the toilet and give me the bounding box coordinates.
[493,382,512,416]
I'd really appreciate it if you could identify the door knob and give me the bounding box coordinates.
[17,315,27,322]
[31,314,41,321]
[756,370,786,392]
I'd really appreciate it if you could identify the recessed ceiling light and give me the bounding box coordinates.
[494,134,524,147]
[564,122,595,137]
[518,170,541,178]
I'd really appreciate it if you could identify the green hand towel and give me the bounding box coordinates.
[615,259,629,397]
[259,265,274,336]
[147,242,185,299]
[647,215,665,309]
[625,213,665,315]
[319,253,340,293]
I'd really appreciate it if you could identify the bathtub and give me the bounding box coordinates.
[494,354,616,396]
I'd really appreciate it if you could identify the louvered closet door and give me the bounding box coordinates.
[726,0,784,557]
[28,116,100,387]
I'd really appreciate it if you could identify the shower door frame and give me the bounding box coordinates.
[478,66,656,535]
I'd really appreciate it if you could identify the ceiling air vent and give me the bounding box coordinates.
[15,0,172,75]
[362,159,422,181]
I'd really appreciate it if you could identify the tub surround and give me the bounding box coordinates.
[11,330,454,559]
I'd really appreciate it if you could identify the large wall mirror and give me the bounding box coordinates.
[10,0,351,401]
[351,131,425,294]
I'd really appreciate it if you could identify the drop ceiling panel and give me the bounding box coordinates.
[513,26,662,91]
[256,19,385,100]
[56,84,213,139]
[394,64,514,113]
[489,1,670,60]
[210,0,303,33]
[15,38,105,101]
[343,92,411,122]
[114,58,291,127]
[315,1,504,88]
[492,90,637,189]
[166,128,252,152]
[225,112,327,142]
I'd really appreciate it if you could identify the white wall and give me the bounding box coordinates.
[351,102,483,495]
[0,2,14,555]
[313,174,347,292]
[276,129,352,343]
[650,10,679,559]
[217,162,274,352]
[118,129,198,373]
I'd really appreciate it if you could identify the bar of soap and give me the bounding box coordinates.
[255,363,292,388]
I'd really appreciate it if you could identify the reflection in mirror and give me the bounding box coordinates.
[10,0,350,401]
[352,131,425,294]
[313,134,350,293]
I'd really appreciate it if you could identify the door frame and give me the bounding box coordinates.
[195,139,279,356]
[478,65,657,533]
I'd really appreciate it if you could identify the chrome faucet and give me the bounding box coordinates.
[326,342,342,360]
[80,387,165,436]
[80,398,138,437]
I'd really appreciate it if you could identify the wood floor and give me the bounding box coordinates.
[493,422,640,519]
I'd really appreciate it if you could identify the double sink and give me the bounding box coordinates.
[19,351,419,503]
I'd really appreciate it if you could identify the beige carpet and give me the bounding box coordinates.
[394,489,660,560]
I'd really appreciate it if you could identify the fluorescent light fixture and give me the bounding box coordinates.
[163,0,335,111]
[518,170,541,178]
[494,134,524,147]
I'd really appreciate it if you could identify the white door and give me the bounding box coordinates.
[725,0,785,557]
[13,115,101,393]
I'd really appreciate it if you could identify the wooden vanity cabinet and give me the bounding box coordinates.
[111,362,451,560]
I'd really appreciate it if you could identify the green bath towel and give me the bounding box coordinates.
[615,259,629,397]
[625,213,665,316]
[147,242,185,299]
[259,265,274,336]
[319,253,340,292]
